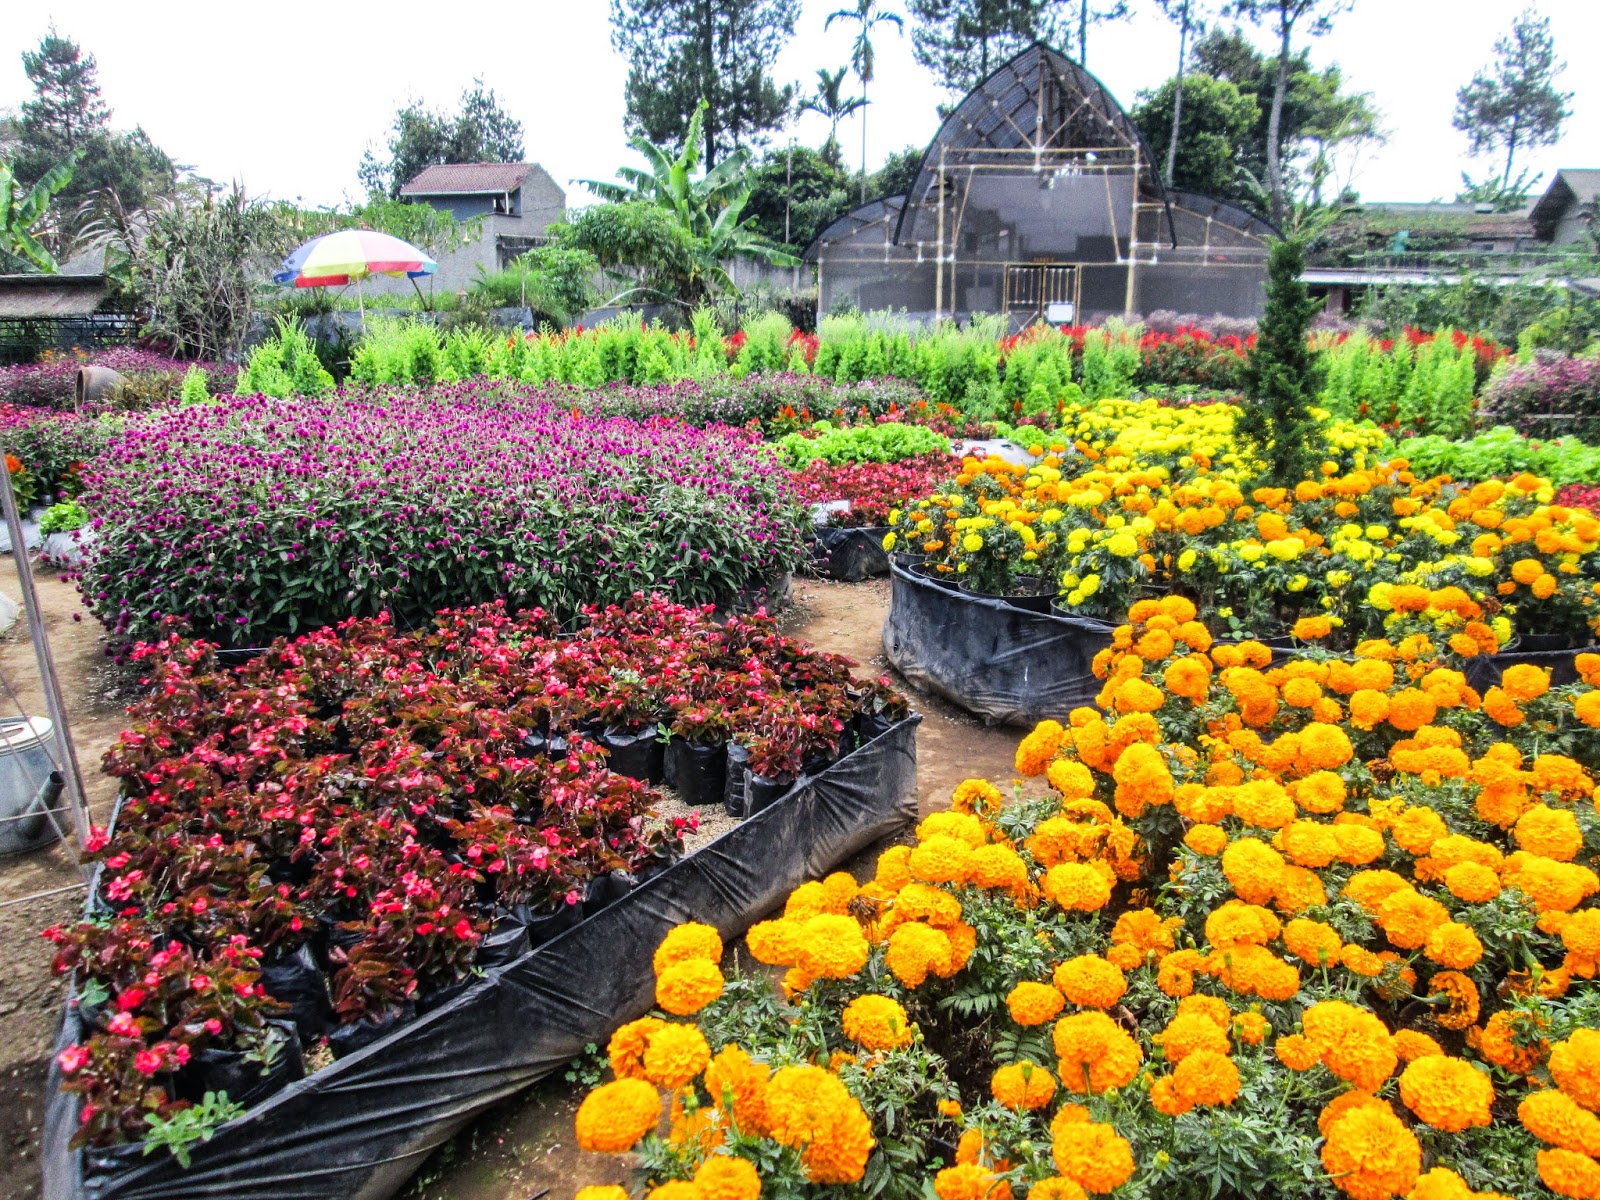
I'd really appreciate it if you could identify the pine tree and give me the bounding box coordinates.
[907,0,1051,97]
[1237,237,1325,486]
[1453,6,1571,193]
[609,0,801,168]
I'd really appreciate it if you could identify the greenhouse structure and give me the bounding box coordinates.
[806,43,1275,326]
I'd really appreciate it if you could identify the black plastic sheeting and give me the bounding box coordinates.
[883,561,1113,727]
[1464,642,1590,692]
[809,526,891,583]
[43,717,921,1200]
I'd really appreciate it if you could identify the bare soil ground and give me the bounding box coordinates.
[0,560,131,1195]
[0,572,1028,1199]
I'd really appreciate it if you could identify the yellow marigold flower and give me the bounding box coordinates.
[1006,980,1065,1026]
[874,845,914,891]
[576,1188,630,1200]
[1220,837,1286,905]
[1398,1055,1494,1132]
[643,1022,712,1089]
[951,777,1003,814]
[1551,1029,1600,1111]
[909,835,976,885]
[1045,758,1095,799]
[1113,676,1167,715]
[795,913,870,980]
[1393,1029,1444,1061]
[1320,1103,1421,1200]
[1516,804,1585,862]
[841,994,914,1051]
[1157,1012,1231,1063]
[575,1077,663,1152]
[1172,1048,1241,1107]
[1340,943,1385,977]
[654,922,724,975]
[1537,1148,1600,1199]
[656,958,725,1016]
[1423,922,1483,970]
[693,1155,761,1200]
[1053,1011,1142,1093]
[648,1182,702,1200]
[918,810,987,848]
[1050,1120,1135,1193]
[1293,771,1347,814]
[1317,1090,1392,1137]
[1185,823,1228,855]
[1283,917,1342,966]
[1043,862,1113,911]
[1053,954,1127,1009]
[1502,662,1551,701]
[1204,900,1281,948]
[1015,720,1066,776]
[1276,1032,1320,1071]
[991,1060,1056,1111]
[968,843,1029,893]
[1344,870,1413,913]
[765,1065,875,1184]
[1027,1179,1088,1200]
[1375,889,1451,950]
[1445,861,1502,903]
[885,921,952,988]
[1521,1089,1600,1156]
[1333,823,1385,866]
[1279,819,1339,869]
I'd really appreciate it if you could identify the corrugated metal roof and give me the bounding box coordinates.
[399,163,537,196]
[0,274,110,318]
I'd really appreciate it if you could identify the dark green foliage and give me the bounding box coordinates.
[609,0,800,168]
[872,146,926,200]
[1238,237,1324,485]
[1131,75,1260,198]
[357,80,524,199]
[9,28,176,243]
[907,0,1051,96]
[744,146,853,249]
[1453,7,1571,191]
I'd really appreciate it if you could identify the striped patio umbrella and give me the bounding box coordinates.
[272,230,437,318]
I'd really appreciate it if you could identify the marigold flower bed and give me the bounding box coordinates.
[46,596,905,1155]
[79,385,807,647]
[573,593,1600,1200]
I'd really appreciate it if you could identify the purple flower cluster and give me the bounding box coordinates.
[1480,353,1600,441]
[0,349,234,410]
[525,373,930,430]
[81,381,806,646]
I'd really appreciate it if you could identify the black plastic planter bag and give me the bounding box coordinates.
[883,561,1113,727]
[1463,642,1590,692]
[810,526,891,583]
[43,717,920,1200]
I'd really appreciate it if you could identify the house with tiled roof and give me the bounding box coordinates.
[378,162,566,293]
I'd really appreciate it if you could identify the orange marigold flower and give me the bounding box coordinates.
[1303,1000,1399,1091]
[1043,862,1114,912]
[575,1077,664,1152]
[1156,1012,1231,1062]
[1052,1011,1142,1093]
[1006,980,1066,1026]
[1319,1102,1421,1200]
[1220,837,1286,905]
[1445,861,1502,903]
[1398,1055,1494,1132]
[1515,804,1585,862]
[692,1156,760,1200]
[1283,917,1342,965]
[1276,1033,1320,1071]
[1172,1048,1241,1107]
[1551,1029,1600,1111]
[885,922,952,988]
[1185,823,1228,855]
[654,922,725,974]
[1053,954,1127,1009]
[1537,1148,1600,1199]
[1233,1011,1270,1045]
[1521,1089,1600,1156]
[1393,1029,1444,1061]
[1480,1009,1548,1074]
[842,994,913,1051]
[1423,922,1484,970]
[991,1060,1056,1111]
[656,958,725,1016]
[796,914,870,980]
[1299,723,1354,770]
[1015,720,1066,776]
[1050,1121,1135,1193]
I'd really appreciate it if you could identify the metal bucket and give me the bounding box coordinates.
[0,717,64,856]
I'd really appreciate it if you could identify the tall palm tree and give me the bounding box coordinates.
[826,0,904,203]
[801,68,867,165]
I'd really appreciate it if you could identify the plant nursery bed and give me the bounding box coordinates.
[43,716,921,1200]
[883,560,1114,727]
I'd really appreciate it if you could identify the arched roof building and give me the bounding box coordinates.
[806,44,1273,326]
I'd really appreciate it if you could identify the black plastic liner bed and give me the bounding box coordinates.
[883,561,1113,727]
[43,716,921,1200]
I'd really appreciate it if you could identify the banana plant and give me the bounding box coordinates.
[578,100,797,302]
[0,155,77,273]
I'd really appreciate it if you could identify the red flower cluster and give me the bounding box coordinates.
[788,455,963,528]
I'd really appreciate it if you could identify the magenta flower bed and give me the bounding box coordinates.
[0,348,232,410]
[81,383,806,646]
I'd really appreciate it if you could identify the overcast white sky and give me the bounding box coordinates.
[3,1,1597,211]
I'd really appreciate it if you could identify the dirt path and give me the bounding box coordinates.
[0,572,1030,1198]
[408,577,1025,1200]
[0,560,129,1194]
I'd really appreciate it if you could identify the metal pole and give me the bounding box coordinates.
[1124,151,1141,317]
[0,457,91,857]
[935,146,946,320]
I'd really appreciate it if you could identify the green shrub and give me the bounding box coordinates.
[775,421,951,468]
[39,500,88,534]
[1400,425,1600,486]
[235,318,335,398]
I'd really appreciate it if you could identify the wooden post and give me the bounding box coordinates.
[934,146,946,320]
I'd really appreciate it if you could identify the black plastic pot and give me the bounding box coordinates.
[745,773,794,816]
[520,731,569,762]
[583,869,638,917]
[259,944,333,1041]
[960,576,1055,614]
[855,710,897,746]
[723,743,752,818]
[314,916,366,971]
[326,1005,412,1060]
[175,1020,305,1109]
[1465,640,1593,692]
[599,726,665,784]
[508,900,584,949]
[665,738,728,806]
[811,525,892,582]
[476,918,531,969]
